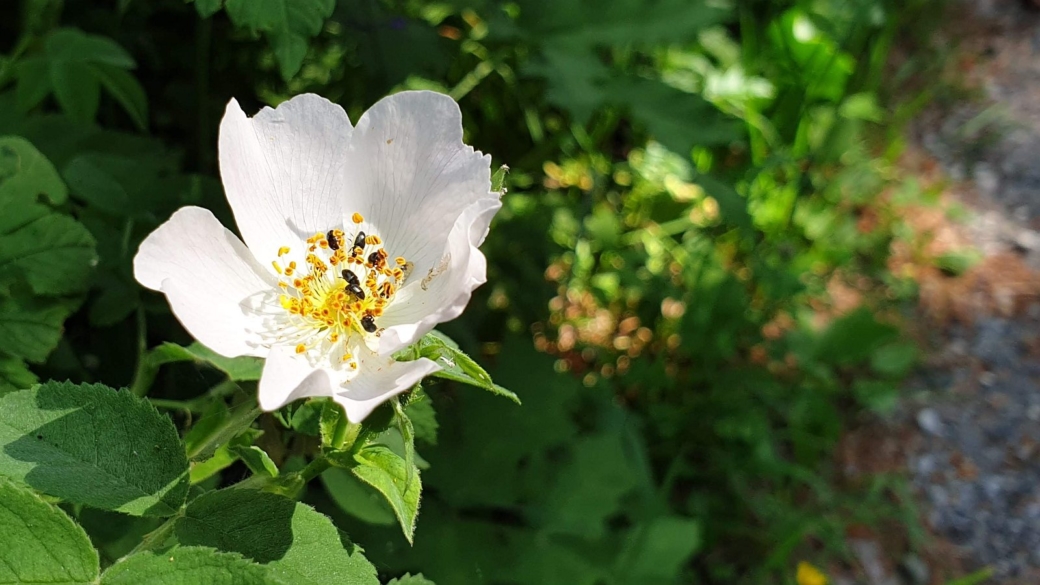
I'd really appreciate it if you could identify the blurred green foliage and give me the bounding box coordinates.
[0,0,943,582]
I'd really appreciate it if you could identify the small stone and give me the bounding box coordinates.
[1027,404,1040,421]
[974,164,1000,195]
[916,454,937,476]
[1014,230,1040,253]
[899,554,930,585]
[983,476,1003,500]
[917,408,944,436]
[979,371,998,387]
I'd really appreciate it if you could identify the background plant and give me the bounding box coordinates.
[0,0,944,583]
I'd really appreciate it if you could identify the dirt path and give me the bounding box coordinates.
[898,1,1040,582]
[834,2,1040,583]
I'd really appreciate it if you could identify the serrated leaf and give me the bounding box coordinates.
[0,381,189,516]
[0,478,100,585]
[510,0,728,47]
[223,0,335,80]
[182,399,262,461]
[406,331,520,404]
[320,467,396,526]
[0,355,37,394]
[228,445,278,477]
[349,444,422,543]
[0,136,67,205]
[387,575,437,585]
[99,547,276,585]
[606,76,739,154]
[149,342,263,381]
[175,489,379,585]
[0,294,75,363]
[0,212,97,296]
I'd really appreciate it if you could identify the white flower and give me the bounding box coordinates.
[134,92,501,422]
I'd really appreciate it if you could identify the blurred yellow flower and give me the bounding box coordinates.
[796,561,828,585]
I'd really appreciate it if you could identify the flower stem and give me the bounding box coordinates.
[129,308,155,398]
[331,410,361,451]
[298,456,331,484]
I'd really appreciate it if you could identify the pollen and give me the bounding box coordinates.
[264,212,411,374]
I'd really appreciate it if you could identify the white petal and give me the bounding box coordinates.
[258,345,334,411]
[219,94,353,264]
[134,206,275,358]
[342,90,495,279]
[377,197,501,353]
[334,344,440,423]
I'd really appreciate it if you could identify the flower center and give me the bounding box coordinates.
[262,212,411,370]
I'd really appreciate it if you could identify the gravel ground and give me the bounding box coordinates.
[902,1,1040,581]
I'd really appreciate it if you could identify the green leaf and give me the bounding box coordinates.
[228,444,279,477]
[814,307,899,366]
[387,575,436,585]
[348,444,422,543]
[0,478,100,584]
[182,399,262,461]
[0,212,97,296]
[542,430,643,538]
[0,381,189,516]
[0,294,74,363]
[222,0,335,80]
[175,489,379,585]
[607,76,739,154]
[320,467,396,526]
[405,331,520,404]
[404,392,438,446]
[90,63,149,131]
[0,355,37,394]
[852,379,899,414]
[870,341,918,377]
[193,0,225,18]
[45,29,137,68]
[934,249,982,276]
[695,173,752,232]
[616,516,701,581]
[188,443,238,484]
[491,164,509,194]
[390,397,416,485]
[63,154,132,214]
[49,60,100,123]
[510,0,728,47]
[99,547,276,585]
[149,342,263,381]
[14,58,52,113]
[0,136,68,205]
